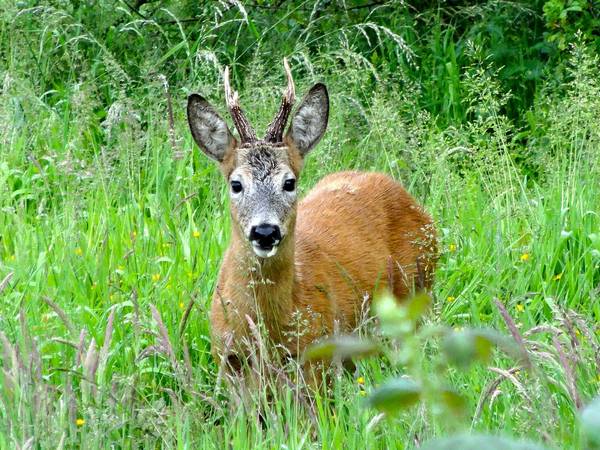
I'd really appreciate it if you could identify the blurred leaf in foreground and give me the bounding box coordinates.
[420,433,548,450]
[365,378,421,414]
[374,291,431,336]
[442,328,508,369]
[581,396,600,448]
[303,335,379,362]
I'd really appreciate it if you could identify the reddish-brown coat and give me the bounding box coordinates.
[210,169,437,363]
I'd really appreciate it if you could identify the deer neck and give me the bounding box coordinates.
[230,226,296,341]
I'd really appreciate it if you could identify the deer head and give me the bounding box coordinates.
[187,59,329,258]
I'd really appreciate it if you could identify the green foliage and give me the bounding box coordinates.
[543,0,600,50]
[0,0,600,448]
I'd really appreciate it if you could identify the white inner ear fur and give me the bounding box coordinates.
[290,94,327,154]
[194,109,231,159]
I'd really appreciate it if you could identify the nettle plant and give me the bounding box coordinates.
[304,290,600,449]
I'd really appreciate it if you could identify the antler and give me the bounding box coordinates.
[264,58,296,143]
[224,66,257,144]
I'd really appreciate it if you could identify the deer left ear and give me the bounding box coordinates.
[285,83,329,156]
[187,94,236,162]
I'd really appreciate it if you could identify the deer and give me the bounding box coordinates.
[187,59,437,384]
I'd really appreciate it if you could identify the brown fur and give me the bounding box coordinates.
[210,168,437,364]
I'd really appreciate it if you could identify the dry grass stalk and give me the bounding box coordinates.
[552,336,582,409]
[178,297,195,338]
[473,366,520,424]
[494,298,532,368]
[42,296,76,337]
[0,271,13,294]
[149,304,178,369]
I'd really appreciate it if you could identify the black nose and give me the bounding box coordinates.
[250,224,281,249]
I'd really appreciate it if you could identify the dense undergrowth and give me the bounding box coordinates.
[0,1,599,448]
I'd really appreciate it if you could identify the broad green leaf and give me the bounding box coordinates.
[421,433,548,450]
[365,378,421,414]
[303,335,379,362]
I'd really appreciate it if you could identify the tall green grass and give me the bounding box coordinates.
[1,1,599,448]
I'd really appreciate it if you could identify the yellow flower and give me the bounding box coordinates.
[132,231,137,239]
[357,376,365,385]
[75,247,83,256]
[76,418,85,427]
[9,255,16,261]
[162,243,170,249]
[359,390,367,397]
[520,253,530,262]
[448,243,457,252]
[193,230,201,238]
[117,265,124,271]
[453,326,463,332]
[152,273,161,282]
[179,301,185,309]
[516,303,525,313]
[447,296,456,303]
[553,273,563,281]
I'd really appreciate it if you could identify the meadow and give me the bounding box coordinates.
[0,1,599,448]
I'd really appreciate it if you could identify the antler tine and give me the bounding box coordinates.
[264,58,296,143]
[224,66,257,144]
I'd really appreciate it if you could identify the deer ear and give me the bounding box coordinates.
[187,94,236,162]
[285,83,329,156]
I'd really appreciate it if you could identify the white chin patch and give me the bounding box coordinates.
[252,244,278,258]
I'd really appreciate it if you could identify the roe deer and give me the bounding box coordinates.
[187,60,437,376]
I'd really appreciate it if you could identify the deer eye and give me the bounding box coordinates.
[230,180,243,194]
[283,179,296,192]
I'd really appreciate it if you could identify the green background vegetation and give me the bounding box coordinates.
[0,0,599,448]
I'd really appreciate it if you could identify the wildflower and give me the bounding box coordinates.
[117,265,124,271]
[516,303,525,313]
[359,390,367,397]
[453,326,463,332]
[553,273,563,281]
[520,253,530,262]
[447,296,456,303]
[10,255,16,261]
[448,243,457,252]
[193,230,201,238]
[131,231,137,239]
[152,273,161,282]
[357,376,365,385]
[179,301,185,309]
[76,418,85,427]
[75,247,83,256]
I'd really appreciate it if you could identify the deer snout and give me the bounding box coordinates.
[249,224,282,254]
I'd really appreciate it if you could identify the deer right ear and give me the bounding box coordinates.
[285,83,329,157]
[187,94,236,162]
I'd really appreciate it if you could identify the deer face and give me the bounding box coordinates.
[187,62,329,258]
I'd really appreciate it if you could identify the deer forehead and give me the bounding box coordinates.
[233,145,293,181]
